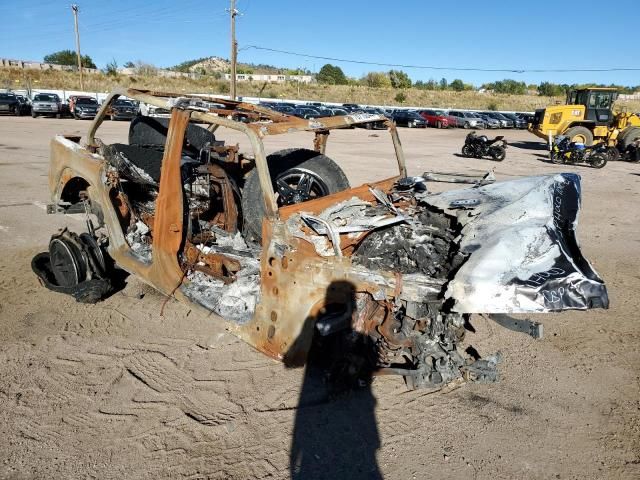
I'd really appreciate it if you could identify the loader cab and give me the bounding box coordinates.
[567,88,618,126]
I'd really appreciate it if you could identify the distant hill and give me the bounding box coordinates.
[170,56,310,76]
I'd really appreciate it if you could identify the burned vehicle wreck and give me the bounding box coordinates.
[34,88,609,390]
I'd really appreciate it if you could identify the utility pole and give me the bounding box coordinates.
[229,0,238,100]
[71,4,83,91]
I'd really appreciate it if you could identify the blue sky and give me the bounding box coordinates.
[2,0,639,87]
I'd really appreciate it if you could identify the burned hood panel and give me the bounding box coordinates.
[423,173,608,313]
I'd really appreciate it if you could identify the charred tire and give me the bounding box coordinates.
[589,153,607,169]
[241,148,350,243]
[564,126,593,146]
[490,146,506,161]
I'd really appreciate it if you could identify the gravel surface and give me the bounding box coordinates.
[0,116,638,479]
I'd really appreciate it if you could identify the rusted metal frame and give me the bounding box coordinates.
[146,108,191,292]
[126,88,293,123]
[197,163,238,233]
[278,177,399,220]
[189,110,279,220]
[93,88,389,137]
[87,90,122,146]
[313,130,330,154]
[250,114,389,137]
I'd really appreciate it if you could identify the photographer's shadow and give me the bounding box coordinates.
[287,281,383,480]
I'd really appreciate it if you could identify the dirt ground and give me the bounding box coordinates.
[0,116,638,480]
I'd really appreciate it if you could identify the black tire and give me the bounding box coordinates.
[241,148,350,243]
[490,145,506,161]
[563,126,593,146]
[31,111,37,118]
[463,122,470,129]
[618,126,640,150]
[461,145,472,157]
[589,153,607,169]
[607,147,620,162]
[550,151,564,164]
[14,106,21,116]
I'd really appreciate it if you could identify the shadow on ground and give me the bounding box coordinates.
[509,140,548,151]
[288,280,382,480]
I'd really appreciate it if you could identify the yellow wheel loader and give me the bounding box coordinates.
[529,87,640,159]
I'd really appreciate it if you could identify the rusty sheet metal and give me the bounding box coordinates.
[278,177,400,220]
[184,243,241,283]
[145,109,191,292]
[232,220,442,365]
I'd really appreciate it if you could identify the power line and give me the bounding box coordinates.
[241,45,640,73]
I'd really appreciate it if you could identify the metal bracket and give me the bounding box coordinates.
[488,314,543,339]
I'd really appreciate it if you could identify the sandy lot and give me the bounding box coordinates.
[0,116,639,480]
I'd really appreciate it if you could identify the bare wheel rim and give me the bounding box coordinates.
[275,168,330,206]
[571,133,587,143]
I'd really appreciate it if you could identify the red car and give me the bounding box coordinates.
[418,109,449,128]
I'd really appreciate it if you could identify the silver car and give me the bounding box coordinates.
[482,112,514,128]
[448,110,485,129]
[475,113,501,129]
[31,93,64,118]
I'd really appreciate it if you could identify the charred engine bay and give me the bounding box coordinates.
[341,200,490,390]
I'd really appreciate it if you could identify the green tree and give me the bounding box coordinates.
[317,64,347,85]
[488,79,527,95]
[362,71,391,88]
[388,69,412,88]
[44,49,96,69]
[394,91,407,103]
[538,81,566,97]
[450,79,465,92]
[103,58,118,76]
[439,77,448,90]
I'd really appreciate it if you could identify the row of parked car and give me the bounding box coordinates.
[259,101,532,129]
[1,91,532,130]
[0,91,139,121]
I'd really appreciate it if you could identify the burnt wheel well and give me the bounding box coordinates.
[60,177,90,204]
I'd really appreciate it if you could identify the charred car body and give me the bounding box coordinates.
[34,88,608,390]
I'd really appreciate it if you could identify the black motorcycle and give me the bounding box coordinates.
[461,132,507,161]
[550,136,608,169]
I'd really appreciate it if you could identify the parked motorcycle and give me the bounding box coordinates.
[461,132,507,161]
[550,136,608,169]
